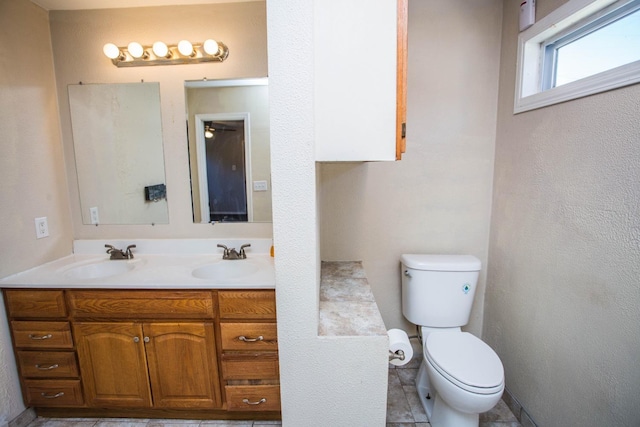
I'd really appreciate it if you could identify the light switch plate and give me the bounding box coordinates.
[253,180,268,192]
[35,217,49,239]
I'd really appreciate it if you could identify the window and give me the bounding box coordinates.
[515,0,640,113]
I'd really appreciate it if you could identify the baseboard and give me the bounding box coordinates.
[502,387,538,427]
[8,408,36,427]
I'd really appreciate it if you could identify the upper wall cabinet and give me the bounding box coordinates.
[314,0,408,162]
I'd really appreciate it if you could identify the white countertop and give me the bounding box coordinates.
[0,239,275,290]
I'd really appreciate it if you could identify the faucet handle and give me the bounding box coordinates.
[105,244,116,254]
[239,243,251,259]
[125,245,136,259]
[217,244,228,250]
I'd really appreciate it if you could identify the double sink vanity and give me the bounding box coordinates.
[0,239,280,420]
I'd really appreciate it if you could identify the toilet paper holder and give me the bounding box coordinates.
[389,349,406,362]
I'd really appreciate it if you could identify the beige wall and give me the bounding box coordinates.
[319,0,503,337]
[49,1,271,239]
[0,0,74,420]
[485,0,640,425]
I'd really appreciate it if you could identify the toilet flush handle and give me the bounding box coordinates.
[404,270,411,278]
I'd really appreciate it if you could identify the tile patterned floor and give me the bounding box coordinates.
[25,341,519,427]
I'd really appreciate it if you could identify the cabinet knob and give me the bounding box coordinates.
[242,398,266,405]
[238,335,264,342]
[144,336,150,343]
[133,336,140,343]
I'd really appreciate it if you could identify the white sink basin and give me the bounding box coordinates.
[62,260,137,280]
[192,260,260,281]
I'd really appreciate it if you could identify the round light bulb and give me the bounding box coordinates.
[127,42,145,58]
[152,41,169,58]
[203,39,219,56]
[205,129,214,139]
[103,43,121,59]
[178,40,194,57]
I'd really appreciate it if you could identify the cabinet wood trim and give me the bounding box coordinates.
[396,0,408,160]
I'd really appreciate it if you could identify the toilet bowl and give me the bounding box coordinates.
[425,332,504,416]
[400,254,505,427]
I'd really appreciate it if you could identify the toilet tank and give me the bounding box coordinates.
[401,254,481,327]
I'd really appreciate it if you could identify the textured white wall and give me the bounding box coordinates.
[319,0,503,338]
[267,1,388,425]
[485,0,640,425]
[0,0,74,420]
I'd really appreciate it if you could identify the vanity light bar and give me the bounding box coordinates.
[103,39,229,67]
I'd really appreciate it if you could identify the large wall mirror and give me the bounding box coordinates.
[68,83,169,225]
[185,78,271,223]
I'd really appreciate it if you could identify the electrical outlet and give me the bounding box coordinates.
[90,207,100,225]
[253,180,268,192]
[35,217,49,239]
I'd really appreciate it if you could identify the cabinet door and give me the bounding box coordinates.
[74,322,152,408]
[144,322,222,409]
[314,0,399,161]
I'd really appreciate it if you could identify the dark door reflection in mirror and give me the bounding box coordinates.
[203,118,248,222]
[185,79,271,223]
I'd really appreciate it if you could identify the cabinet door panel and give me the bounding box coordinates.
[144,322,221,408]
[74,322,152,408]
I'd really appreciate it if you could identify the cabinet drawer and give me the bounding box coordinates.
[4,290,67,318]
[67,290,214,319]
[17,351,78,378]
[24,379,84,407]
[225,385,280,411]
[12,321,73,349]
[221,353,279,380]
[218,291,276,319]
[220,323,278,351]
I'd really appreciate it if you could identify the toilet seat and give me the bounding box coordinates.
[425,332,504,395]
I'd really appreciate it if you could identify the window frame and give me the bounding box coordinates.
[514,0,640,113]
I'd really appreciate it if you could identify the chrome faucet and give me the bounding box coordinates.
[105,244,136,260]
[217,244,251,260]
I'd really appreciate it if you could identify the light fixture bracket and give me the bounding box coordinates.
[107,42,229,67]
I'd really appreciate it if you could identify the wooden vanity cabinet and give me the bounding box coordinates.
[3,288,280,418]
[218,290,280,412]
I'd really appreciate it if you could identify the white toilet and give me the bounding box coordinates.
[401,254,504,427]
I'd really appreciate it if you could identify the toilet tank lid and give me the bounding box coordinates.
[401,254,481,272]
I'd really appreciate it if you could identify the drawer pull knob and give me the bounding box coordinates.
[41,391,65,399]
[242,398,266,405]
[35,364,59,371]
[29,334,53,340]
[133,336,140,343]
[238,335,263,342]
